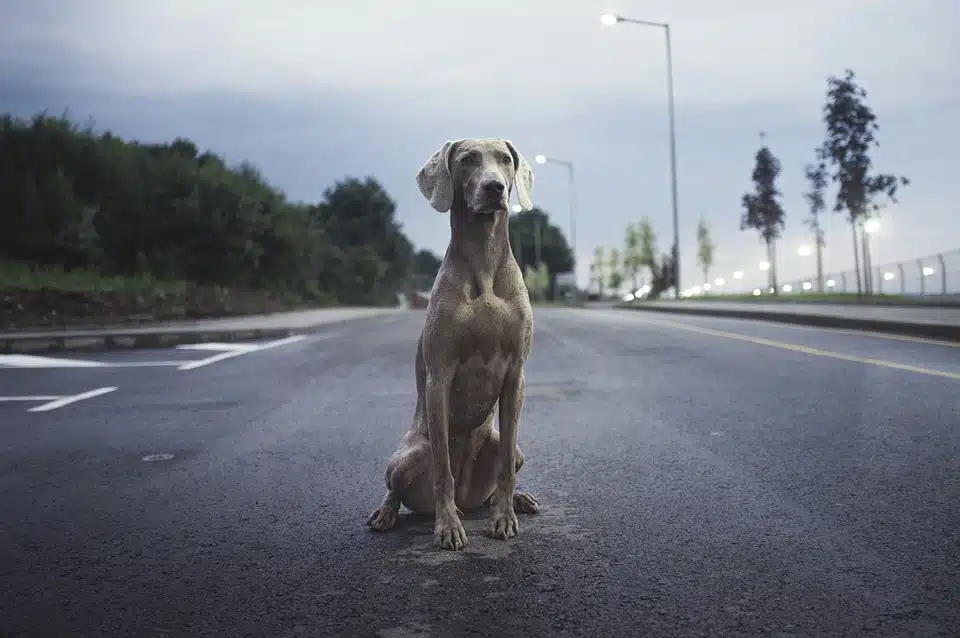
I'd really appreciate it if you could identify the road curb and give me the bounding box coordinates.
[0,312,397,354]
[616,303,960,342]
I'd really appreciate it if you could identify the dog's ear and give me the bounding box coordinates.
[416,140,459,213]
[503,139,534,211]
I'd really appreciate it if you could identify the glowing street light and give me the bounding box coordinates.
[797,245,812,257]
[752,288,762,296]
[534,154,547,165]
[883,271,895,281]
[714,277,725,287]
[802,281,813,291]
[759,261,770,271]
[864,218,881,234]
[922,267,935,276]
[782,284,793,292]
[733,270,744,279]
[826,279,836,288]
[511,204,523,213]
[599,12,620,26]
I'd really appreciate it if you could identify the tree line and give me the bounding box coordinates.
[596,68,908,300]
[0,111,446,306]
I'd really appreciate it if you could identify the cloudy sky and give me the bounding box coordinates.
[3,0,958,292]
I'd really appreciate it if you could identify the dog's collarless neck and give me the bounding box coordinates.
[448,205,511,296]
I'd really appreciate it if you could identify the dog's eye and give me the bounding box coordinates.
[499,154,513,165]
[461,153,478,164]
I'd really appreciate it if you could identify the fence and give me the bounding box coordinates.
[772,248,960,297]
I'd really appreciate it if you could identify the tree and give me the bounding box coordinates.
[606,247,623,295]
[817,69,909,296]
[508,207,574,300]
[648,253,676,299]
[636,218,657,278]
[591,246,606,297]
[623,223,642,291]
[412,248,442,291]
[0,110,420,310]
[695,218,715,291]
[803,162,828,292]
[523,263,550,301]
[740,143,786,294]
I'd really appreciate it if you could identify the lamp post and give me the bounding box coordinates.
[533,153,576,289]
[600,12,681,296]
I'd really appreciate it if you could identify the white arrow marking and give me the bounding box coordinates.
[176,343,260,353]
[176,335,308,371]
[27,387,118,412]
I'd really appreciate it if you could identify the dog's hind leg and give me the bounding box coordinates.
[368,429,443,531]
[368,432,429,531]
[367,488,401,531]
[463,429,539,515]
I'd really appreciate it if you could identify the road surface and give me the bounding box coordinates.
[2,308,958,637]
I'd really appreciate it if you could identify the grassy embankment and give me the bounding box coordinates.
[1,260,331,331]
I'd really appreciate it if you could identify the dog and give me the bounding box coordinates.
[367,138,540,550]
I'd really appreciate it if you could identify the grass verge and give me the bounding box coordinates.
[1,260,333,331]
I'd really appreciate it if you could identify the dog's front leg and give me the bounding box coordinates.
[489,365,525,540]
[425,365,468,550]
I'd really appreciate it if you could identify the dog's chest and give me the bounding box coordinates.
[453,294,531,364]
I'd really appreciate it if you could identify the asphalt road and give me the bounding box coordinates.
[1,308,958,637]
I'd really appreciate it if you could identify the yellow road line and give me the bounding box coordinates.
[624,314,960,381]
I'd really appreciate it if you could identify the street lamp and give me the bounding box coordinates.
[599,12,619,26]
[863,218,881,234]
[532,153,577,287]
[600,11,680,296]
[797,245,812,257]
[759,260,770,271]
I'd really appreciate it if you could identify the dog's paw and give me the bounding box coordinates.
[513,492,540,515]
[433,512,468,550]
[367,505,398,532]
[488,507,519,540]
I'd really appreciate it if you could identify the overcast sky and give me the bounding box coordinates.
[3,0,958,292]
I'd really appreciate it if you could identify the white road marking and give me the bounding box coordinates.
[0,355,182,369]
[0,355,106,368]
[93,361,184,368]
[176,334,309,371]
[27,387,117,412]
[177,343,260,353]
[142,453,175,462]
[176,349,250,371]
[0,395,60,402]
[1,334,315,374]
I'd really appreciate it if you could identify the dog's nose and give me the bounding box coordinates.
[483,180,505,196]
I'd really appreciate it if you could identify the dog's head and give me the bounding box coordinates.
[416,138,533,217]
